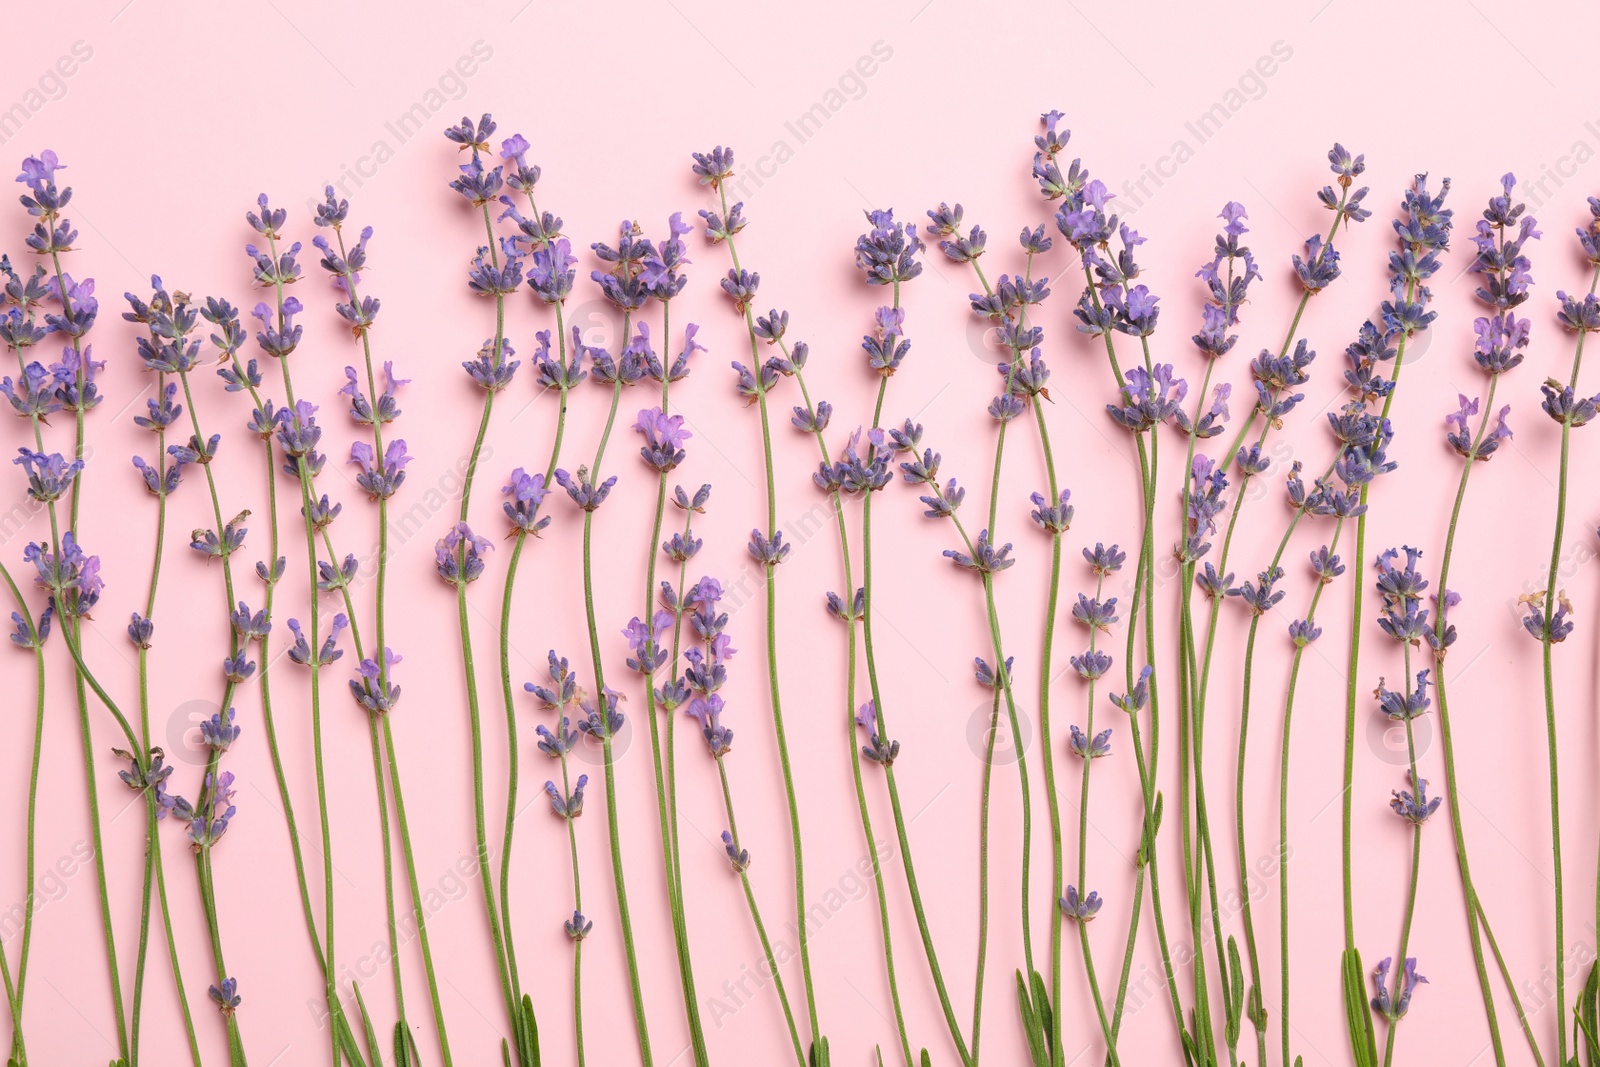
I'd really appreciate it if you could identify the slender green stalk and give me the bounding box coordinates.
[0,559,46,1067]
[1279,516,1348,1067]
[447,173,538,1065]
[1073,572,1122,1066]
[1378,647,1423,1067]
[1081,273,1187,1052]
[714,753,806,1066]
[577,350,655,1064]
[1531,262,1600,1067]
[708,177,840,1063]
[635,295,711,1066]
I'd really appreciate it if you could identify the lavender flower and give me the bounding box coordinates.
[855,700,898,766]
[434,522,492,583]
[1060,884,1102,923]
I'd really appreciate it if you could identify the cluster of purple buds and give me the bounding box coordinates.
[1390,769,1441,826]
[635,407,691,472]
[445,114,503,205]
[1375,546,1433,647]
[592,220,653,311]
[200,708,241,752]
[1229,566,1285,616]
[1371,956,1427,1022]
[577,687,625,742]
[527,651,579,712]
[545,775,588,820]
[944,530,1013,574]
[23,532,101,617]
[171,770,237,849]
[855,700,898,766]
[1249,339,1314,429]
[1191,202,1260,357]
[1068,724,1111,759]
[209,978,241,1017]
[351,439,410,500]
[721,831,750,873]
[748,528,789,567]
[350,648,403,714]
[14,447,81,503]
[9,604,51,649]
[435,522,492,583]
[1029,488,1073,535]
[623,611,672,675]
[855,208,924,286]
[115,746,172,807]
[1108,666,1153,716]
[1175,384,1231,440]
[341,363,408,426]
[17,152,79,257]
[818,427,892,495]
[190,511,246,562]
[1381,174,1454,340]
[1444,395,1511,461]
[1375,669,1432,722]
[1071,591,1119,634]
[286,615,347,669]
[1059,884,1102,923]
[503,468,551,536]
[1181,455,1228,561]
[592,325,648,386]
[683,577,735,758]
[555,466,617,512]
[1107,364,1187,432]
[863,305,910,377]
[974,655,1013,689]
[463,337,518,392]
[126,277,202,373]
[534,329,589,393]
[1292,145,1372,292]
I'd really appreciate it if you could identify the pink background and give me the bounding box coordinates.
[1,0,1595,1063]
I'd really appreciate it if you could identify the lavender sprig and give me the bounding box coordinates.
[695,147,840,1067]
[1414,176,1543,1066]
[932,149,1066,1064]
[560,215,657,1065]
[622,209,714,1067]
[313,187,452,1066]
[1336,172,1453,1067]
[443,113,546,1067]
[11,151,140,1067]
[1522,192,1600,1067]
[1051,125,1193,1058]
[679,575,806,1065]
[525,652,590,1065]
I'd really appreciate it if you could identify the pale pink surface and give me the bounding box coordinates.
[0,1,1594,1064]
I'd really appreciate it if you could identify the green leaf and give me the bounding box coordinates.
[1029,968,1054,1055]
[501,1038,513,1067]
[1015,970,1048,1067]
[1247,981,1266,1031]
[393,1021,421,1067]
[1582,962,1600,1067]
[920,1050,931,1067]
[350,982,386,1067]
[809,1037,831,1067]
[1340,948,1377,1067]
[517,994,542,1067]
[1224,936,1244,1048]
